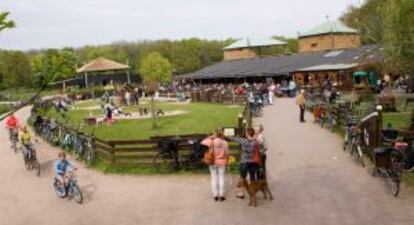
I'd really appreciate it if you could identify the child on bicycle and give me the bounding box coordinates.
[54,151,76,188]
[5,113,20,142]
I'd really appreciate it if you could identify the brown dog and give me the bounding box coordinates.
[237,172,273,207]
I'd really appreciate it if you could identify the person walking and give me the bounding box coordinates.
[289,79,297,98]
[202,128,229,202]
[296,89,306,123]
[125,90,131,106]
[228,128,258,199]
[268,83,276,105]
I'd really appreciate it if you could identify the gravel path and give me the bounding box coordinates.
[0,99,413,225]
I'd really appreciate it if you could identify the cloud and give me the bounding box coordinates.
[0,0,359,50]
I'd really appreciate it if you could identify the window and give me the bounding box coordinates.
[311,43,318,48]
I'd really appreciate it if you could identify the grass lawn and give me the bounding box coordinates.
[0,104,13,115]
[43,99,243,141]
[0,88,57,101]
[383,111,411,129]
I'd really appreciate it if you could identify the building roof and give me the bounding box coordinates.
[178,45,381,80]
[223,37,286,50]
[77,57,130,73]
[299,20,358,38]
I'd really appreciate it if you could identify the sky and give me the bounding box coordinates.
[0,0,361,50]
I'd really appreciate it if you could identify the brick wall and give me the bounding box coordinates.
[223,48,257,61]
[299,34,360,53]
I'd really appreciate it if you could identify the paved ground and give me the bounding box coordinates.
[1,99,413,225]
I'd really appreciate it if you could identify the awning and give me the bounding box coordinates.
[353,71,368,77]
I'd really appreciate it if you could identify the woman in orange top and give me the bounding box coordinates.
[202,128,229,202]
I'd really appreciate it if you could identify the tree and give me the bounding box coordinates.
[139,52,172,84]
[341,0,414,74]
[0,51,32,90]
[381,0,414,73]
[32,49,78,86]
[139,52,172,129]
[0,12,15,32]
[341,0,385,44]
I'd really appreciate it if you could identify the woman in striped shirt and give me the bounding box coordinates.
[229,128,258,199]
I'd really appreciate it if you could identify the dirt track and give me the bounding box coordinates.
[1,99,413,225]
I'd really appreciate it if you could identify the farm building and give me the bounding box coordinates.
[178,20,382,90]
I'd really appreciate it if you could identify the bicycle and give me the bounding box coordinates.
[53,170,83,204]
[181,138,208,170]
[23,144,41,176]
[349,128,365,167]
[84,128,96,167]
[153,138,181,173]
[9,128,18,153]
[343,116,359,152]
[374,126,414,196]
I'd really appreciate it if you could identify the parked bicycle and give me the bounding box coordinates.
[153,138,181,173]
[181,138,209,170]
[373,129,414,196]
[84,128,96,167]
[343,116,365,167]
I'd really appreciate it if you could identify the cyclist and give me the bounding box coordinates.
[5,113,20,141]
[19,126,34,163]
[54,151,76,188]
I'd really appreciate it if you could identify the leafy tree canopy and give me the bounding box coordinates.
[0,12,15,32]
[32,49,78,86]
[139,52,172,85]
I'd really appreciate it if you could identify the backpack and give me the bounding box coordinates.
[253,141,261,165]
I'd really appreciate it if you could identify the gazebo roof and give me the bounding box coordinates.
[77,57,130,73]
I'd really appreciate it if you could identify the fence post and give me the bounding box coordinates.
[375,109,383,148]
[109,143,116,164]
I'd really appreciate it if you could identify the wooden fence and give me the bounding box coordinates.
[93,134,241,166]
[158,91,245,105]
[92,104,252,166]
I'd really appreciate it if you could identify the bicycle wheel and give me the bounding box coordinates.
[72,185,83,204]
[350,142,355,156]
[12,140,17,154]
[356,145,365,167]
[343,133,348,152]
[85,149,94,167]
[153,152,178,173]
[391,174,401,197]
[33,160,41,177]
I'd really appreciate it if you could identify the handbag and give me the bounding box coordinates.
[203,138,215,165]
[253,141,262,165]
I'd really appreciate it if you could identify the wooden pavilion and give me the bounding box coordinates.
[76,57,131,88]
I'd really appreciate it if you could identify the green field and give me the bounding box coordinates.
[0,104,13,115]
[42,99,243,141]
[0,88,57,102]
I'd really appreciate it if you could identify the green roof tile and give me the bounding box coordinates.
[299,20,358,38]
